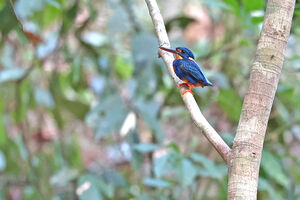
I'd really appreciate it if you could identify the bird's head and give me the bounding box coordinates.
[159,46,195,60]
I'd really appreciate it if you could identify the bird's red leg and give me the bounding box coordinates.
[181,84,194,95]
[177,82,189,88]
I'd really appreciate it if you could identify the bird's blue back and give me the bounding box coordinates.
[173,58,213,87]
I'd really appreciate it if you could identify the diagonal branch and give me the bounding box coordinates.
[145,0,231,163]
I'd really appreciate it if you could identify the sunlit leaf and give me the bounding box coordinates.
[0,0,5,10]
[222,0,240,16]
[44,0,60,9]
[114,57,134,80]
[242,0,265,12]
[40,3,61,27]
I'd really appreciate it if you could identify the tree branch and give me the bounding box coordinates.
[145,0,231,163]
[228,0,296,199]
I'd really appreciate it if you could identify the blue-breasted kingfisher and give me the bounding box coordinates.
[159,46,213,95]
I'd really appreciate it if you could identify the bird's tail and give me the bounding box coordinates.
[205,79,213,86]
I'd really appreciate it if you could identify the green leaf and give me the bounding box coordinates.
[251,16,264,24]
[60,98,89,120]
[191,153,227,179]
[39,2,61,27]
[175,159,197,187]
[101,169,127,187]
[134,99,164,142]
[261,150,289,188]
[0,68,26,83]
[60,2,79,35]
[217,89,242,121]
[85,95,128,139]
[50,167,79,186]
[154,154,171,178]
[77,174,104,200]
[131,32,157,69]
[133,143,160,153]
[143,178,171,188]
[0,98,7,147]
[258,178,282,200]
[242,0,265,12]
[107,6,131,35]
[222,0,240,16]
[1,139,21,174]
[0,3,18,36]
[23,186,41,200]
[114,57,134,80]
[0,0,5,10]
[165,16,195,32]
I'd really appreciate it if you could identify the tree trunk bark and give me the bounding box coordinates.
[227,0,295,199]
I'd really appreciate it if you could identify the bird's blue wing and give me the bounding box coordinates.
[178,59,212,86]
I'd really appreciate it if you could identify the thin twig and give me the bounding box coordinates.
[145,0,231,163]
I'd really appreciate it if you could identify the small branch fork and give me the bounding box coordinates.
[145,0,231,163]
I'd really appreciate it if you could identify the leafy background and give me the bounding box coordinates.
[0,0,300,199]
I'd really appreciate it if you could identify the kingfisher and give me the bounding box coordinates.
[159,46,213,95]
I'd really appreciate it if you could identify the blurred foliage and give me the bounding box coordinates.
[0,0,300,199]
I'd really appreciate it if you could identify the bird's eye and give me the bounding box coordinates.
[182,50,185,53]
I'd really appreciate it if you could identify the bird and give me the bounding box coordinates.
[159,46,213,95]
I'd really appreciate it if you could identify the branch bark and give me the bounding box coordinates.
[145,0,231,163]
[228,0,295,199]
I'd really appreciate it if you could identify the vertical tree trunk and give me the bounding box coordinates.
[227,0,295,199]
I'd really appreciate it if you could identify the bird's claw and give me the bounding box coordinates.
[177,82,189,88]
[181,90,193,96]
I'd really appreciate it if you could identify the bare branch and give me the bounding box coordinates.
[145,0,231,163]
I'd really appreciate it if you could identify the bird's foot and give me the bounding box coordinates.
[181,90,193,96]
[177,82,189,88]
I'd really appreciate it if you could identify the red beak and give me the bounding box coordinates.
[159,46,178,54]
